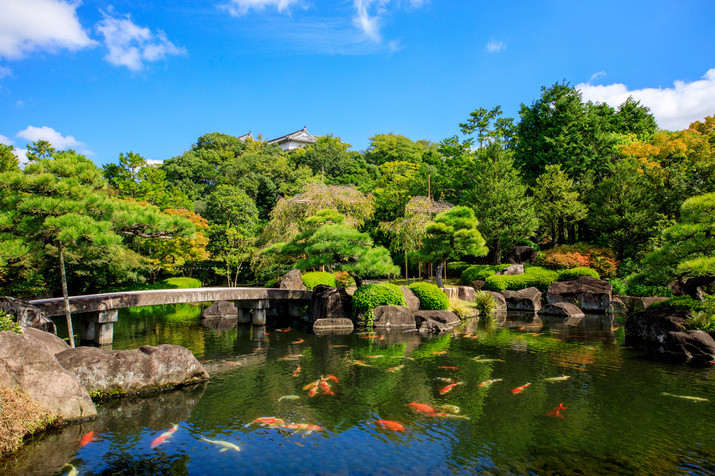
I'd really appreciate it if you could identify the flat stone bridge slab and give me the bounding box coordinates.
[30,287,312,345]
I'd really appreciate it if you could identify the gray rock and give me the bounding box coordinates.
[665,330,715,364]
[442,287,458,299]
[0,296,56,334]
[373,305,415,328]
[56,345,209,398]
[470,280,485,290]
[616,295,669,314]
[201,300,237,319]
[0,330,96,420]
[457,286,475,302]
[505,246,538,265]
[502,287,542,312]
[546,277,613,313]
[483,291,507,312]
[23,327,70,354]
[400,286,420,311]
[278,269,308,290]
[498,264,525,276]
[608,297,627,314]
[308,285,352,322]
[313,318,354,334]
[538,302,585,318]
[414,310,461,333]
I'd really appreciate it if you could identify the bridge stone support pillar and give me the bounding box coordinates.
[80,309,118,345]
[235,299,270,326]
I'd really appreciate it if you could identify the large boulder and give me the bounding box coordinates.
[498,264,525,276]
[546,276,612,313]
[414,310,461,334]
[608,297,627,315]
[23,327,70,355]
[201,300,237,319]
[277,269,308,290]
[505,246,538,265]
[308,285,352,322]
[373,305,416,328]
[400,286,420,311]
[502,287,542,312]
[483,291,507,312]
[617,295,669,314]
[313,318,354,334]
[538,302,585,319]
[56,344,209,398]
[625,307,715,365]
[442,287,458,299]
[470,280,485,290]
[0,296,56,334]
[669,275,715,300]
[0,330,96,420]
[457,286,475,302]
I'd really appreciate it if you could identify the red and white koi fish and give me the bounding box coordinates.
[435,377,454,383]
[408,402,436,413]
[367,355,384,359]
[251,417,285,428]
[325,374,339,383]
[386,365,404,372]
[292,338,304,344]
[319,379,331,393]
[79,431,94,447]
[303,380,320,391]
[478,378,503,388]
[512,383,531,395]
[279,354,303,360]
[369,420,405,432]
[308,386,319,397]
[292,366,301,377]
[350,360,372,367]
[545,403,567,418]
[151,424,178,448]
[222,360,240,366]
[438,366,458,370]
[439,382,463,395]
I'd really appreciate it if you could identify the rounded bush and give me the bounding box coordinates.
[334,271,355,289]
[352,283,406,324]
[483,267,559,292]
[301,271,337,290]
[409,282,449,310]
[557,267,600,280]
[447,261,473,278]
[461,264,510,284]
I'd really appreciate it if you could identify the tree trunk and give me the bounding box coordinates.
[59,246,75,348]
[405,254,409,285]
[353,275,363,288]
[493,237,502,265]
[435,260,445,288]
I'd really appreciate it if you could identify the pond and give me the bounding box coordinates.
[4,304,714,475]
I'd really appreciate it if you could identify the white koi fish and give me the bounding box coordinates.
[202,437,241,452]
[63,464,78,476]
[278,395,301,401]
[543,375,571,382]
[661,392,709,402]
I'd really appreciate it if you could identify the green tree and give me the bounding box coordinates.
[418,206,488,287]
[364,133,424,165]
[533,164,587,245]
[371,161,426,223]
[459,105,516,148]
[0,144,19,172]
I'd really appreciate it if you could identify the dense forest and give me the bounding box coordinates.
[1,82,713,301]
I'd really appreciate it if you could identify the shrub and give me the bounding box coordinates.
[483,266,559,292]
[449,298,477,320]
[264,277,279,288]
[0,310,21,334]
[409,282,449,310]
[447,261,473,278]
[540,250,590,269]
[334,271,354,289]
[473,290,496,318]
[609,278,627,296]
[461,264,509,284]
[624,274,673,297]
[301,271,337,290]
[557,267,600,280]
[540,244,618,278]
[352,283,406,325]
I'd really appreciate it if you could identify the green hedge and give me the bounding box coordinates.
[107,277,201,292]
[409,282,449,310]
[352,283,406,324]
[557,267,600,280]
[447,261,473,278]
[461,264,510,284]
[301,271,337,290]
[483,267,559,292]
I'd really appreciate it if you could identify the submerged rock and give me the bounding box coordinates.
[502,287,542,312]
[313,318,354,334]
[546,277,613,313]
[538,302,585,319]
[56,344,209,399]
[373,305,415,328]
[308,285,352,322]
[0,330,96,421]
[201,300,237,319]
[278,269,308,290]
[414,310,461,334]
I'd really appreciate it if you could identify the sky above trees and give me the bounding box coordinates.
[0,0,714,164]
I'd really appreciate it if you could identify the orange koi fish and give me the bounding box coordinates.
[408,402,436,413]
[438,366,458,370]
[323,389,335,396]
[439,382,463,395]
[325,374,339,383]
[319,380,331,392]
[79,431,94,447]
[292,338,304,344]
[330,344,348,348]
[279,354,303,360]
[308,386,319,397]
[386,365,404,372]
[367,355,384,359]
[361,335,378,339]
[252,417,285,428]
[151,424,178,448]
[283,423,324,432]
[282,329,292,333]
[369,420,405,432]
[478,378,503,388]
[292,366,301,377]
[512,383,531,395]
[545,403,566,418]
[222,360,240,365]
[435,377,454,383]
[432,351,447,356]
[303,380,320,391]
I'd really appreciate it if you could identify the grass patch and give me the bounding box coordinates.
[0,387,58,454]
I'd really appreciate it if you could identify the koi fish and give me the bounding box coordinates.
[438,366,458,370]
[369,420,405,432]
[472,355,504,363]
[279,354,303,360]
[350,360,372,367]
[661,392,710,402]
[282,329,292,333]
[291,338,304,344]
[386,365,404,372]
[527,333,543,337]
[319,380,331,392]
[543,375,570,383]
[439,382,463,395]
[469,335,479,340]
[545,403,567,418]
[79,431,94,447]
[325,374,339,383]
[435,404,460,414]
[251,417,285,428]
[323,389,335,396]
[478,378,502,388]
[512,383,531,395]
[292,366,301,377]
[303,381,320,391]
[278,395,301,401]
[435,377,454,383]
[361,335,378,339]
[63,464,78,476]
[222,360,241,366]
[151,424,179,448]
[427,413,471,420]
[408,402,436,413]
[367,355,384,359]
[330,344,349,348]
[201,436,241,453]
[432,351,447,356]
[283,423,324,433]
[308,386,319,397]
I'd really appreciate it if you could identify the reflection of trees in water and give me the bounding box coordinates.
[92,453,190,476]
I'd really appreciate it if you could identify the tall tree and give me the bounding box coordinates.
[533,164,587,245]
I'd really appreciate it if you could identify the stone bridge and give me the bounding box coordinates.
[30,287,312,345]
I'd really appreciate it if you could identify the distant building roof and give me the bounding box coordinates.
[238,132,253,141]
[267,127,317,148]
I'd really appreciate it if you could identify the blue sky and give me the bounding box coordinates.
[1,0,714,165]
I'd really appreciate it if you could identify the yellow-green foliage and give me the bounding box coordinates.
[301,271,337,290]
[449,298,477,319]
[461,264,509,284]
[484,267,559,292]
[409,282,449,310]
[0,386,58,454]
[474,290,496,317]
[0,311,21,334]
[108,277,201,292]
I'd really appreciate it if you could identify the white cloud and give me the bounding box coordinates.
[589,71,606,83]
[220,0,306,16]
[0,134,13,146]
[16,125,93,155]
[0,0,95,59]
[486,39,505,53]
[96,13,186,71]
[0,66,11,78]
[578,68,715,131]
[353,0,386,42]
